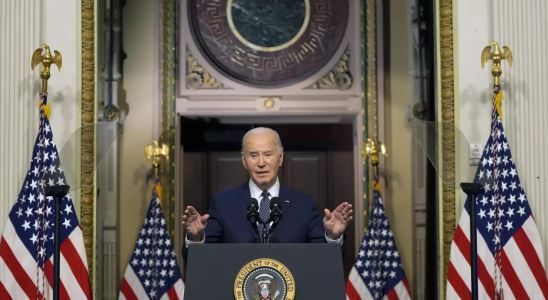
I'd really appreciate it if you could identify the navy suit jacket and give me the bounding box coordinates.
[182,182,344,262]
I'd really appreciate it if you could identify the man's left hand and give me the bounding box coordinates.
[323,202,353,240]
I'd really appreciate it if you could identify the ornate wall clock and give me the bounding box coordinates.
[188,0,349,88]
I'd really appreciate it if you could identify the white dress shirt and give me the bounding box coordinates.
[185,177,344,247]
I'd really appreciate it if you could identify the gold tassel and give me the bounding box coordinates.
[37,101,51,120]
[496,91,504,121]
[155,182,163,207]
[372,180,382,197]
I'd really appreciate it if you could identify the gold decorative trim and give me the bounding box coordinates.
[310,47,353,90]
[439,0,455,294]
[81,0,95,286]
[365,0,378,210]
[159,0,176,249]
[186,53,227,89]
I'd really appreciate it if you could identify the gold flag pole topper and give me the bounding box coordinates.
[481,41,513,120]
[481,41,513,86]
[145,140,170,176]
[145,140,169,206]
[31,44,62,94]
[362,138,388,178]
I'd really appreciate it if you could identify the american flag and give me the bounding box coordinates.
[446,87,548,299]
[118,182,185,300]
[0,94,92,299]
[346,185,412,300]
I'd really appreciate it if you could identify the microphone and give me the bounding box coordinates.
[247,198,260,223]
[269,197,283,223]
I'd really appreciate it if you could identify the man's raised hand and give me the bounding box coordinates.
[182,206,209,242]
[323,202,353,240]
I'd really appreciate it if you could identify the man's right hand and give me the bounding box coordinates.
[182,206,209,242]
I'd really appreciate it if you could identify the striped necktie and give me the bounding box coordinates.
[258,191,271,242]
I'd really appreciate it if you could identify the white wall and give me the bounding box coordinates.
[457,0,548,271]
[0,0,81,235]
[119,0,155,281]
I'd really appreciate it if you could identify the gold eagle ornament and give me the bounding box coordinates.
[145,140,169,168]
[481,41,513,85]
[31,44,62,93]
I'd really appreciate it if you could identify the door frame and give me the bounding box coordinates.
[173,97,365,269]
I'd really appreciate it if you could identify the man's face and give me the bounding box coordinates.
[242,133,283,190]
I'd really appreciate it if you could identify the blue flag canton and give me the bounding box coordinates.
[464,110,532,254]
[8,117,79,267]
[354,190,407,299]
[128,193,182,299]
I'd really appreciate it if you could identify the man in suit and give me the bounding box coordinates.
[182,127,353,259]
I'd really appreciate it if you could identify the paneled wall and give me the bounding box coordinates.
[0,0,81,236]
[0,0,42,236]
[494,0,548,271]
[458,0,548,274]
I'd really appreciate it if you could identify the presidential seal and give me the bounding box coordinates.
[234,258,295,300]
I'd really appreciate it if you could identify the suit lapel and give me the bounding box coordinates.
[237,182,261,243]
[269,184,292,241]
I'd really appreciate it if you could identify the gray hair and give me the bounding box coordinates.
[242,127,283,152]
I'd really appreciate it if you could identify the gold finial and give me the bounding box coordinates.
[31,44,62,94]
[362,138,388,177]
[145,140,169,176]
[481,41,513,86]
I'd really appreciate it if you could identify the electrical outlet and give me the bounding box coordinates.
[469,144,482,166]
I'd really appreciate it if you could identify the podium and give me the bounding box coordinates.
[184,243,346,299]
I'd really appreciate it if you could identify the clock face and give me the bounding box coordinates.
[188,0,349,88]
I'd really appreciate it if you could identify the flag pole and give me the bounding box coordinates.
[478,40,513,299]
[32,44,65,300]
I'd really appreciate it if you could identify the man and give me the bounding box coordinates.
[181,127,353,260]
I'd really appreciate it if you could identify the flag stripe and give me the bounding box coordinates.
[522,218,546,267]
[122,267,150,300]
[402,278,411,297]
[346,280,361,300]
[1,221,39,285]
[501,277,516,300]
[44,259,70,300]
[346,267,374,299]
[59,253,88,300]
[513,227,548,298]
[166,284,180,300]
[0,236,40,300]
[504,238,541,299]
[448,261,470,299]
[0,256,27,300]
[501,249,530,300]
[446,281,460,300]
[171,280,184,300]
[0,281,13,300]
[121,278,139,300]
[452,225,495,298]
[386,288,399,300]
[60,237,92,299]
[394,280,411,300]
[458,213,496,278]
[67,228,89,271]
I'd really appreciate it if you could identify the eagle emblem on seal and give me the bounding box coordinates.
[252,274,280,300]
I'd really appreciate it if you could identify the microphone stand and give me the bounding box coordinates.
[460,182,485,300]
[45,185,70,300]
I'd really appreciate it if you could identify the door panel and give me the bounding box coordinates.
[208,152,248,203]
[283,152,328,215]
